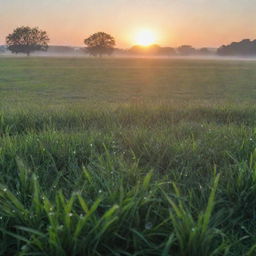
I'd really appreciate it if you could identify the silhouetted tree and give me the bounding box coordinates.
[177,45,196,56]
[84,32,116,57]
[6,26,49,56]
[217,39,256,56]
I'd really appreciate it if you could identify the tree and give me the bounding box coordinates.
[6,26,49,56]
[177,45,196,56]
[84,32,115,57]
[217,39,256,56]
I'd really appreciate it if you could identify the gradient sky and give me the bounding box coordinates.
[0,0,255,48]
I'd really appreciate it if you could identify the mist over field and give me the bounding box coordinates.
[2,43,256,60]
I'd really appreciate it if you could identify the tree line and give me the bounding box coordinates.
[127,44,212,56]
[4,26,212,57]
[217,39,256,56]
[4,26,256,57]
[5,26,115,57]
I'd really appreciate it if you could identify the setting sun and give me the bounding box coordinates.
[134,29,156,46]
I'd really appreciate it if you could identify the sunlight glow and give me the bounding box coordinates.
[134,29,157,46]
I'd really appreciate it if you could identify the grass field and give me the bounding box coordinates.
[1,57,256,255]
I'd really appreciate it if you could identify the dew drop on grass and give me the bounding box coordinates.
[145,222,152,230]
[58,225,64,230]
[21,245,28,251]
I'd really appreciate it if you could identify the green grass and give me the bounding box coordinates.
[1,57,256,255]
[1,57,256,107]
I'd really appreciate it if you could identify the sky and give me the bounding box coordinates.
[0,0,255,48]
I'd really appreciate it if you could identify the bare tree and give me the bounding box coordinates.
[84,32,115,57]
[6,26,49,56]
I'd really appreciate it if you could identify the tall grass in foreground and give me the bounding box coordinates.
[0,157,226,256]
[1,105,256,255]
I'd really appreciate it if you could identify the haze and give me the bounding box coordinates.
[0,0,255,48]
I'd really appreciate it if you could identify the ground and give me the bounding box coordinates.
[0,57,256,255]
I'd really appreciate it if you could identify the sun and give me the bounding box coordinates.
[134,29,156,46]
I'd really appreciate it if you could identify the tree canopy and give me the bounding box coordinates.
[6,26,49,56]
[84,32,116,57]
[217,39,256,56]
[177,45,196,56]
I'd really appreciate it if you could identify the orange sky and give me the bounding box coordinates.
[0,0,255,48]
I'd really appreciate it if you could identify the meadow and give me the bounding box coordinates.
[1,57,256,255]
